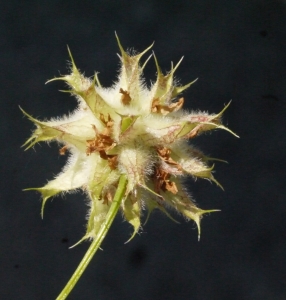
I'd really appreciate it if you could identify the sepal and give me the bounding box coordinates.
[162,180,220,240]
[24,150,92,217]
[123,193,141,243]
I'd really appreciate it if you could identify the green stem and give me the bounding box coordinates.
[56,174,128,300]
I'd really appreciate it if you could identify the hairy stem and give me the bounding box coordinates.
[56,174,128,300]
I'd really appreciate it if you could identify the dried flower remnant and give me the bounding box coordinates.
[22,34,238,299]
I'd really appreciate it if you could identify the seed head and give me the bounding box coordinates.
[22,34,237,242]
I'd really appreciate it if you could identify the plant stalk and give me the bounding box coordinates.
[56,174,128,300]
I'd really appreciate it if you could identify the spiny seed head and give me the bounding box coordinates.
[22,34,238,242]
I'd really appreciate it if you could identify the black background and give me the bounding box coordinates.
[1,1,286,299]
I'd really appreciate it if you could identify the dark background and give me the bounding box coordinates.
[1,1,286,299]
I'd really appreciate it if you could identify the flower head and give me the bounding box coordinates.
[22,34,237,243]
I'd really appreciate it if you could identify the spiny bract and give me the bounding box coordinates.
[22,35,237,243]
